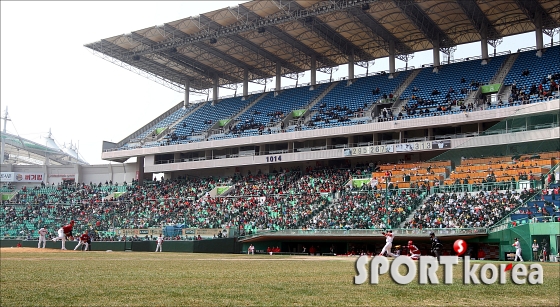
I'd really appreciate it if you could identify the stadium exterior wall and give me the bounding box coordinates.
[2,163,140,189]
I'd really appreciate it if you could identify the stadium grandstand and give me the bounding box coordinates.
[2,0,560,260]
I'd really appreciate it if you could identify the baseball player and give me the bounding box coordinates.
[407,240,421,260]
[37,226,48,248]
[74,230,90,251]
[512,238,523,261]
[155,234,163,252]
[52,220,75,250]
[379,230,396,257]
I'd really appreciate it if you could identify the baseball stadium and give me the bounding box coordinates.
[1,1,560,306]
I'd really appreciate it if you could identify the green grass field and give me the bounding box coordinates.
[1,248,559,307]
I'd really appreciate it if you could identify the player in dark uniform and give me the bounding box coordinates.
[430,232,443,262]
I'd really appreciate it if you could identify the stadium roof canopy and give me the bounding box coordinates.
[84,0,560,92]
[1,131,89,166]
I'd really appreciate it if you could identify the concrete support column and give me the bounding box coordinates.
[243,69,249,99]
[213,76,219,104]
[184,79,190,107]
[205,150,212,160]
[477,122,483,134]
[427,128,433,140]
[310,55,317,88]
[432,40,440,71]
[389,41,396,76]
[74,164,81,186]
[326,138,332,149]
[137,156,145,186]
[481,35,489,65]
[348,135,354,147]
[399,131,404,143]
[288,142,294,153]
[43,164,48,184]
[535,14,544,57]
[348,51,354,83]
[372,133,378,145]
[276,62,281,92]
[173,153,180,163]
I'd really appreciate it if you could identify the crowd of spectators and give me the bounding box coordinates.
[1,159,554,240]
[403,188,536,229]
[313,103,368,123]
[304,189,421,230]
[509,73,559,104]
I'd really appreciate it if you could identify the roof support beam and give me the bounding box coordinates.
[347,6,413,55]
[514,0,560,30]
[288,1,372,61]
[162,24,269,80]
[393,0,455,47]
[197,14,302,73]
[127,32,242,86]
[456,0,501,40]
[237,5,339,69]
[101,39,213,89]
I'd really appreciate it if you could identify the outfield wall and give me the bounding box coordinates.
[0,238,240,253]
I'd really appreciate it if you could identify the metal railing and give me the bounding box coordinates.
[238,227,488,240]
[432,180,544,194]
[489,215,560,233]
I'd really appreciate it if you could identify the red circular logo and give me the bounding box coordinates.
[453,239,467,256]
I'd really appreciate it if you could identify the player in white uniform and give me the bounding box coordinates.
[248,244,255,255]
[37,226,48,248]
[379,230,396,257]
[155,234,163,252]
[512,238,523,261]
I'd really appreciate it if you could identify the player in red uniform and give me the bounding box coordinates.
[74,230,90,251]
[52,220,75,250]
[407,240,421,260]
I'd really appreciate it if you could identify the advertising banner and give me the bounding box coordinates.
[0,172,14,182]
[480,83,501,94]
[292,109,306,117]
[1,172,45,183]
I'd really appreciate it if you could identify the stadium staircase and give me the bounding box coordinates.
[122,102,195,146]
[157,101,207,140]
[390,69,422,111]
[491,53,519,85]
[285,81,340,128]
[399,196,430,228]
[503,44,560,96]
[222,92,269,134]
[491,53,520,101]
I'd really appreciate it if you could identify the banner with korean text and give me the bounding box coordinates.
[1,172,45,183]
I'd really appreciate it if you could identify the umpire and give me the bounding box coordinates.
[430,232,443,262]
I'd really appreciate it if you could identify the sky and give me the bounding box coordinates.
[1,1,552,165]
